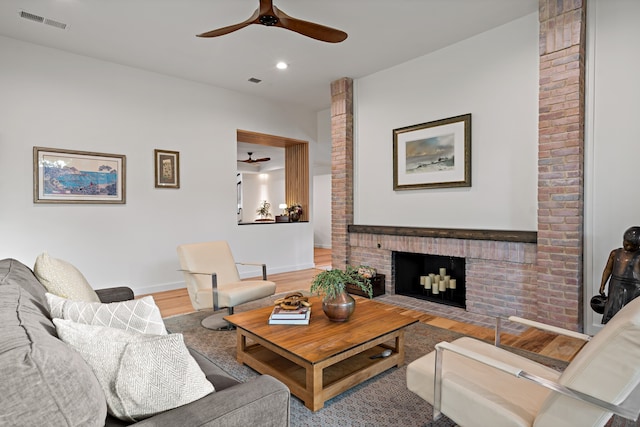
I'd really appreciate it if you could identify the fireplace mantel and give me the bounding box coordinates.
[348,225,537,243]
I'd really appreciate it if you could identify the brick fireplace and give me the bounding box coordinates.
[348,225,538,320]
[330,1,587,330]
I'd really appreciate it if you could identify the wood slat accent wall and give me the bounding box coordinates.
[285,144,309,221]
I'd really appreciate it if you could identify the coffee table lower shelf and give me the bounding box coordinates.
[235,328,407,411]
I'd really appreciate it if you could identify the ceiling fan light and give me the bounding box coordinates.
[276,61,288,70]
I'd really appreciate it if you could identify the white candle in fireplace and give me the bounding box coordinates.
[439,279,446,292]
[444,275,450,287]
[429,273,435,281]
[432,280,439,294]
[434,274,440,283]
[420,276,426,285]
[425,276,432,289]
[439,268,446,277]
[449,279,457,289]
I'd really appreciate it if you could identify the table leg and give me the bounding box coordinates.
[307,364,324,411]
[236,331,247,364]
[396,330,406,367]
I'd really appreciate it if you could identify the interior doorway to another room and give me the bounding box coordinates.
[237,129,309,224]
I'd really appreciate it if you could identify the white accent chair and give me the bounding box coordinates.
[177,241,276,330]
[407,296,640,426]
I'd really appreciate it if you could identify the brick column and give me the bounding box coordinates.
[536,0,587,330]
[330,78,354,270]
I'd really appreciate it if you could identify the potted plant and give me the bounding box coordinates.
[286,203,303,222]
[310,265,373,322]
[256,200,272,221]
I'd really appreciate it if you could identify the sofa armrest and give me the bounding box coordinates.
[134,375,290,427]
[95,287,135,303]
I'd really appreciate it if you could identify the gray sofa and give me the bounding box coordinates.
[0,258,290,427]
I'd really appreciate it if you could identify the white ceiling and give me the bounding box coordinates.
[0,0,538,167]
[0,0,537,112]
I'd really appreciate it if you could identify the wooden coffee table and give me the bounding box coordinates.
[224,296,418,411]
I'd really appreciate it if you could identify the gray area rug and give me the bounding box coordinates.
[164,294,635,427]
[165,309,458,426]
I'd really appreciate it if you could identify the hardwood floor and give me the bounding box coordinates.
[313,247,331,269]
[148,247,585,362]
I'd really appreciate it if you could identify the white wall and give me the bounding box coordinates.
[0,36,315,295]
[354,13,539,231]
[239,169,285,222]
[312,108,332,248]
[313,174,331,248]
[314,109,332,176]
[584,0,640,333]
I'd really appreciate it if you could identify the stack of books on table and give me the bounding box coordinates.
[268,305,311,325]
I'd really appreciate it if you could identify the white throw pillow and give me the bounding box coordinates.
[34,252,100,302]
[47,293,167,335]
[53,319,214,422]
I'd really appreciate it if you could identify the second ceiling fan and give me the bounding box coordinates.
[197,0,347,43]
[238,152,270,164]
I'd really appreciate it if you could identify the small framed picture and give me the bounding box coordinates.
[154,149,180,189]
[393,114,471,190]
[33,147,126,204]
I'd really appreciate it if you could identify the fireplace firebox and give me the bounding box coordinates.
[393,252,466,308]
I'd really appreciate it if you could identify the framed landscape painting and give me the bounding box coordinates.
[393,114,471,190]
[154,149,180,189]
[33,147,126,204]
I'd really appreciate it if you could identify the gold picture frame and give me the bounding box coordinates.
[154,149,180,189]
[33,146,126,204]
[393,114,471,190]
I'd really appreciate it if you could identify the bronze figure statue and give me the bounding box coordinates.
[599,226,640,323]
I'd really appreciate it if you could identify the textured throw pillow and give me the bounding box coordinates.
[53,319,214,422]
[47,293,167,335]
[34,252,100,302]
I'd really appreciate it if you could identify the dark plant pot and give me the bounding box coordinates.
[322,291,355,322]
[289,212,300,222]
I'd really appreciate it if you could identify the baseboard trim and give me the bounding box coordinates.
[130,281,184,296]
[132,263,316,295]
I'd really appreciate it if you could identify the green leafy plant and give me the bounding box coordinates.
[310,265,373,299]
[256,200,272,218]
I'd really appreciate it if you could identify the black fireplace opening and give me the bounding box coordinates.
[393,252,466,309]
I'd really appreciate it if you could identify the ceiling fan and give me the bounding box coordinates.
[197,0,348,43]
[238,152,271,164]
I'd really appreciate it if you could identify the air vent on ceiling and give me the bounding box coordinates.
[19,10,44,23]
[248,77,262,84]
[19,10,68,30]
[44,18,67,30]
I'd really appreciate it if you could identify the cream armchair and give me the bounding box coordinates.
[177,241,276,330]
[407,296,640,426]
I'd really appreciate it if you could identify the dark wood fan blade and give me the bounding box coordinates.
[198,0,346,43]
[255,157,271,162]
[197,9,260,38]
[273,7,347,43]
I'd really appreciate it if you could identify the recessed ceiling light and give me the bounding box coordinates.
[276,62,288,70]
